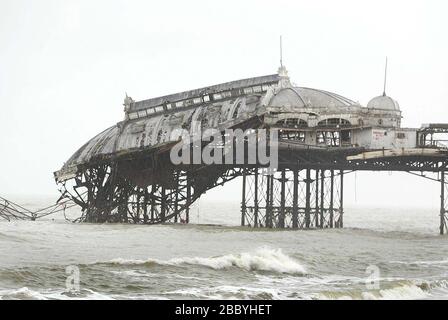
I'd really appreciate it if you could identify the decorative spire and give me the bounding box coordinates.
[123,92,134,112]
[277,35,289,78]
[383,57,388,96]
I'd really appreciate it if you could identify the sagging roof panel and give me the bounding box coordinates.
[130,74,280,112]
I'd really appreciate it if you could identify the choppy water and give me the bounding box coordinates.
[0,196,447,300]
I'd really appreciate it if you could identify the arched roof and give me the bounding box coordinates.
[55,76,362,181]
[57,95,264,174]
[269,87,357,109]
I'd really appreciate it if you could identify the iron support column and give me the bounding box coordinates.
[279,169,286,228]
[160,186,166,223]
[339,170,344,228]
[441,170,446,235]
[174,173,179,223]
[136,191,141,222]
[305,169,311,228]
[330,170,334,228]
[143,188,148,224]
[254,169,259,228]
[241,171,247,226]
[150,185,155,222]
[292,170,299,229]
[320,170,325,228]
[266,174,272,228]
[186,173,191,224]
[269,174,274,227]
[315,169,320,228]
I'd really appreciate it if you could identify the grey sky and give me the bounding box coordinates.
[0,0,447,207]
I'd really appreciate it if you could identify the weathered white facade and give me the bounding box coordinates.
[352,128,417,149]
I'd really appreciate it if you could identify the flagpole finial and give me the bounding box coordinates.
[280,35,283,67]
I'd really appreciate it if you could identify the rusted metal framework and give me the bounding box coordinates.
[0,197,36,221]
[418,124,448,149]
[241,168,343,229]
[0,195,74,222]
[53,143,448,234]
[57,157,249,224]
[59,165,192,224]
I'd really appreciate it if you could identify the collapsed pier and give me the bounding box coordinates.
[53,66,448,234]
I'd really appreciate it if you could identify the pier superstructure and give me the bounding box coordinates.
[54,66,448,234]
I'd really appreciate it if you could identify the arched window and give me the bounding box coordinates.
[276,118,308,128]
[317,118,351,127]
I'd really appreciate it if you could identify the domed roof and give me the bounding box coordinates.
[269,87,356,109]
[367,94,400,111]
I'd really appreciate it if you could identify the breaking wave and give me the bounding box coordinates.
[105,248,307,275]
[319,279,448,300]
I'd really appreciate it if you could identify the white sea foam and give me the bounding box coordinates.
[107,248,306,275]
[0,287,47,300]
[109,269,158,278]
[46,288,114,300]
[363,284,428,300]
[109,269,206,282]
[391,259,448,266]
[164,285,283,300]
[319,283,429,300]
[0,287,115,300]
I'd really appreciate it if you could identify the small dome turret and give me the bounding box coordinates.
[367,94,400,111]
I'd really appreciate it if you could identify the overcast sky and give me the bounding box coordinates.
[0,0,447,208]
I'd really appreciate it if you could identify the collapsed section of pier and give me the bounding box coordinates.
[54,68,448,234]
